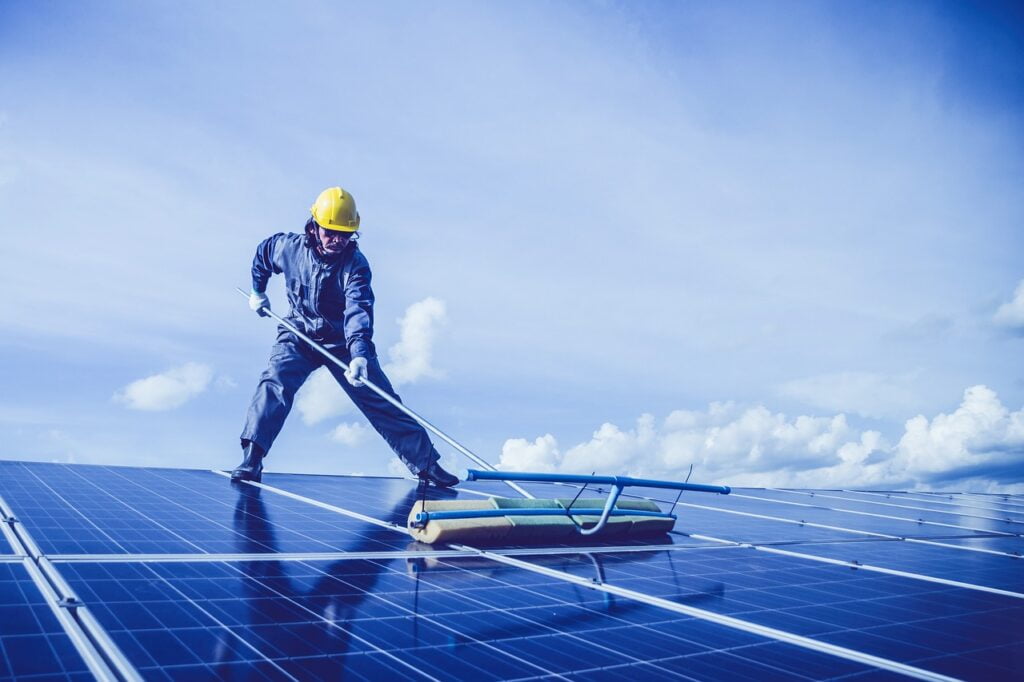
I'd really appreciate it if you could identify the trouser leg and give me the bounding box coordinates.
[240,335,319,453]
[327,355,441,475]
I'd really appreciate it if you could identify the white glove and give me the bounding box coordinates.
[249,290,270,317]
[345,357,368,387]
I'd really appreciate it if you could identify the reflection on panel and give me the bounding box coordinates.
[0,462,417,555]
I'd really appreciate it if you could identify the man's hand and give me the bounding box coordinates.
[345,357,368,387]
[249,290,270,317]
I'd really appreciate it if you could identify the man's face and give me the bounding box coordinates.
[317,226,352,254]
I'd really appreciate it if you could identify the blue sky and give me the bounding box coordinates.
[1,1,1022,491]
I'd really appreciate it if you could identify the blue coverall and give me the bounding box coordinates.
[239,232,441,475]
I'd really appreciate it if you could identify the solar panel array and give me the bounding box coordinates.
[0,459,1021,681]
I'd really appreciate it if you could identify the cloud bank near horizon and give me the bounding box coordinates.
[499,385,1024,493]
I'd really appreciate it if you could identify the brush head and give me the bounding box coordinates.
[407,497,674,545]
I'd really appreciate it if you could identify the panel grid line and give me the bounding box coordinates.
[630,490,1024,558]
[682,533,1024,600]
[59,465,212,554]
[888,490,1024,513]
[769,488,1024,525]
[735,490,1022,534]
[842,489,1024,517]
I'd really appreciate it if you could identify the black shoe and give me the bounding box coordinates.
[418,461,459,488]
[231,441,265,483]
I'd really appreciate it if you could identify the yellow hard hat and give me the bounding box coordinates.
[311,187,360,232]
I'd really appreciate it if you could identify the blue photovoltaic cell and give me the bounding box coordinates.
[802,490,1024,525]
[0,562,90,681]
[923,535,1024,555]
[874,492,1024,520]
[776,540,1024,592]
[954,492,1024,507]
[525,547,1024,680]
[618,485,1007,540]
[57,557,880,681]
[734,489,1024,536]
[0,462,415,555]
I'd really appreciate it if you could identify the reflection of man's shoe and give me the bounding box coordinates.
[231,441,266,483]
[418,461,459,488]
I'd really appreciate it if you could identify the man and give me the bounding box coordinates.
[232,186,459,488]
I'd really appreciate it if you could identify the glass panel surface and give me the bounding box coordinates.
[773,539,1024,592]
[738,488,1024,536]
[520,546,1024,680]
[0,562,90,680]
[0,462,417,555]
[57,557,879,681]
[821,490,1024,524]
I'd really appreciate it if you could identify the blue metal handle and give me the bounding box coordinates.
[413,508,676,525]
[466,470,731,495]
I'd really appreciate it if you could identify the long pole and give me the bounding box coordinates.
[235,287,533,499]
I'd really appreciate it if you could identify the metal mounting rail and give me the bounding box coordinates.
[235,287,533,499]
[0,495,142,682]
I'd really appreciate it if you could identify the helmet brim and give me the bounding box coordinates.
[312,218,359,233]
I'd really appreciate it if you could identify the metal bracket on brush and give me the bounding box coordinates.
[413,470,731,536]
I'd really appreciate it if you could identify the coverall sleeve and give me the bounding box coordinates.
[344,252,376,359]
[251,233,287,293]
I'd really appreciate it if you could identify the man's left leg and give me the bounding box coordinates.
[327,355,458,487]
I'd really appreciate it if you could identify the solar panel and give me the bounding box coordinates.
[0,459,1021,681]
[0,561,91,680]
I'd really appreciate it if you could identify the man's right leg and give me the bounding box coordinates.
[235,333,318,481]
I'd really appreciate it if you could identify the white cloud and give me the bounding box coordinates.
[331,421,370,447]
[894,385,1024,481]
[214,375,237,391]
[499,385,1024,492]
[779,371,921,418]
[994,280,1024,330]
[384,297,447,385]
[285,297,447,426]
[295,367,354,425]
[113,362,213,411]
[499,434,561,471]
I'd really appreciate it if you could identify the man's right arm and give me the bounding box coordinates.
[251,232,287,293]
